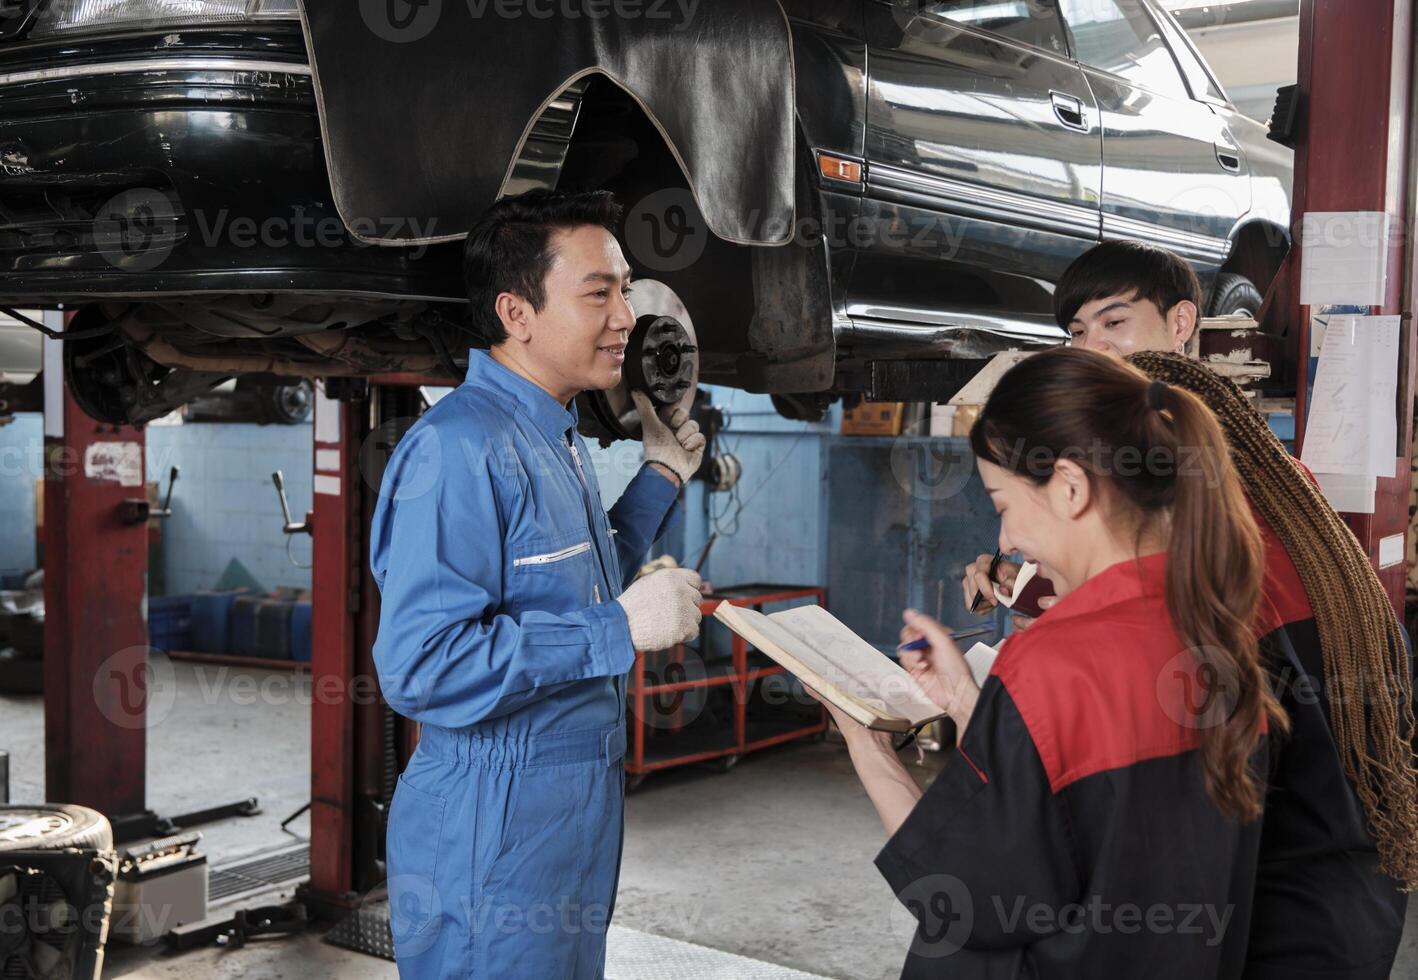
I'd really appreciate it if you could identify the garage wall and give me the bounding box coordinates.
[145,420,314,596]
[0,413,42,578]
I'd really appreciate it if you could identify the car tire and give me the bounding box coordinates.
[0,804,114,853]
[1208,273,1264,318]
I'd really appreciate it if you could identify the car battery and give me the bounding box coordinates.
[110,832,208,944]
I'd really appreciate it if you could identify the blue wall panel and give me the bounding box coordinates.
[144,421,313,596]
[0,413,42,576]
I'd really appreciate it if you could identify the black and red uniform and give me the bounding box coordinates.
[1247,512,1407,979]
[876,553,1267,979]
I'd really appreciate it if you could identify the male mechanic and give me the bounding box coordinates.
[370,188,707,979]
[960,239,1413,978]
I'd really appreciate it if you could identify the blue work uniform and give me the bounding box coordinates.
[369,349,679,979]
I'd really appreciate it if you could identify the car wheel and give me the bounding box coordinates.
[1208,273,1264,318]
[0,804,113,853]
[242,378,313,425]
[577,279,699,445]
[0,805,116,980]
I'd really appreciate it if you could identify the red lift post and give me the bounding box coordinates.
[1286,0,1418,611]
[41,313,148,817]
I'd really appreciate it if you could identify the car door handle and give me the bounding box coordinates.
[1215,145,1242,173]
[1050,92,1089,132]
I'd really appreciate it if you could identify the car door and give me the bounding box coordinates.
[1057,0,1249,281]
[853,0,1103,339]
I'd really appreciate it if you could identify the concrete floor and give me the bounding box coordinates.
[2,655,1416,979]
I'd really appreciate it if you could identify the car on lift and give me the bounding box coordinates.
[0,0,1291,432]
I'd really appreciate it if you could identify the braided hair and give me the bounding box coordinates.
[1128,351,1418,888]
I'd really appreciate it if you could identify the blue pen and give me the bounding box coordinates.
[898,638,930,652]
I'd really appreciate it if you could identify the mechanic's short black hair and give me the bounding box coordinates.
[463,188,624,346]
[1054,240,1203,329]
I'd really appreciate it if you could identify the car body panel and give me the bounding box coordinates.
[293,0,797,247]
[851,2,1103,347]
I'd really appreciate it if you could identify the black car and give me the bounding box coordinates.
[0,0,1290,428]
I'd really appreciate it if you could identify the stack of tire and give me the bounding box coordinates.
[0,805,116,980]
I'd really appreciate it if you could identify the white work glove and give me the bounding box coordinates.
[616,567,703,651]
[633,390,705,486]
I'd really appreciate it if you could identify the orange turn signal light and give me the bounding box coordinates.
[818,153,863,184]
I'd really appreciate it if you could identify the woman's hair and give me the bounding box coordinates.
[970,346,1284,822]
[1129,351,1418,887]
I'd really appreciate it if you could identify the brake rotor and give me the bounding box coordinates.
[583,279,698,442]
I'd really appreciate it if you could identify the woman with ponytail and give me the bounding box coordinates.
[826,346,1284,980]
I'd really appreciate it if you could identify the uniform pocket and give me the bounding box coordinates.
[509,531,598,612]
[387,774,448,946]
[512,541,591,567]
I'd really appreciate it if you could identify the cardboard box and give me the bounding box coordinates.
[841,401,905,436]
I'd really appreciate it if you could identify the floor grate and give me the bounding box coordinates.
[325,903,838,979]
[208,844,310,902]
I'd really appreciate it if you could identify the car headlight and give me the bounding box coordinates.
[30,0,300,38]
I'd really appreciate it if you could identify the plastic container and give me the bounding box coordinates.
[147,595,194,654]
[190,591,241,654]
[230,595,294,660]
[289,600,312,663]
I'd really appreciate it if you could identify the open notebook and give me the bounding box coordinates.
[712,603,950,733]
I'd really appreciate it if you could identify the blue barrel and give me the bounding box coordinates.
[190,591,241,654]
[147,595,194,653]
[230,595,294,660]
[290,600,312,663]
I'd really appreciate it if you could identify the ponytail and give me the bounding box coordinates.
[972,347,1286,822]
[1150,382,1285,822]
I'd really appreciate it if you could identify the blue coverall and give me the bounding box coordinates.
[369,350,679,979]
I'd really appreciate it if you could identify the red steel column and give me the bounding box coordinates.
[307,383,360,905]
[1288,0,1417,612]
[41,312,147,816]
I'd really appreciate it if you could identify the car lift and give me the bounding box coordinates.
[35,0,1418,959]
[1274,0,1418,612]
[40,310,262,844]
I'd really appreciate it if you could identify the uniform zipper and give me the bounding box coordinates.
[567,437,614,602]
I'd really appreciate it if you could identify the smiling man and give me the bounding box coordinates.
[369,189,706,979]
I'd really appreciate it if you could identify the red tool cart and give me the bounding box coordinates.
[626,584,828,788]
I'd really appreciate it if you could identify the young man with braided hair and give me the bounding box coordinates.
[962,240,1416,979]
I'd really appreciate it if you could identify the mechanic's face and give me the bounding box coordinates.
[506,225,635,404]
[978,457,1096,597]
[1066,292,1197,358]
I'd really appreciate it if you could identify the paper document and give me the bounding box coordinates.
[1301,314,1399,488]
[1299,211,1391,307]
[712,603,947,733]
